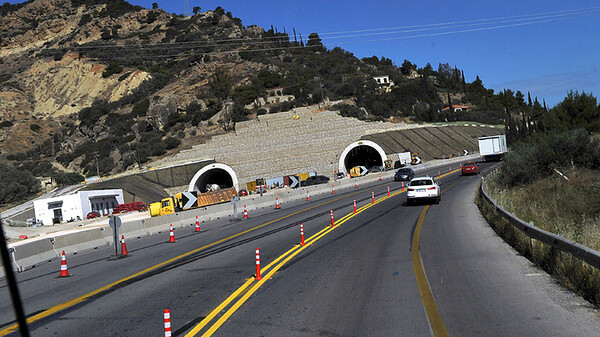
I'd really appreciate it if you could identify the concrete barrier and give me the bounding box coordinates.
[53,228,111,253]
[12,238,57,271]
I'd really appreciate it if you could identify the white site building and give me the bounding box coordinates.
[33,189,124,226]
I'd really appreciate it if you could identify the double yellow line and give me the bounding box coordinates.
[187,190,405,336]
[0,185,386,336]
[190,169,461,337]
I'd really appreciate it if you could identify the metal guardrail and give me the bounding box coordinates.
[480,170,600,270]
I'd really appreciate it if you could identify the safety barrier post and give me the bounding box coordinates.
[255,248,262,280]
[330,209,335,227]
[164,309,172,337]
[300,224,305,246]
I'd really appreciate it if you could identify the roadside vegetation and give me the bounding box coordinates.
[480,91,600,304]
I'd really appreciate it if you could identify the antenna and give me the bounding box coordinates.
[183,0,191,16]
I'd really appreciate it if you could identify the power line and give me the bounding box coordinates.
[42,6,599,52]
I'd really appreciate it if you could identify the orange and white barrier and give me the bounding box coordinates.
[194,216,200,232]
[353,199,357,213]
[255,248,262,280]
[330,209,334,227]
[372,192,375,204]
[300,223,305,246]
[164,309,172,337]
[59,250,69,277]
[121,235,128,257]
[169,224,176,243]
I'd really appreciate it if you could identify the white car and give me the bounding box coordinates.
[406,177,441,205]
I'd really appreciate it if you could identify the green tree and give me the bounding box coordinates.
[152,2,158,9]
[209,68,232,100]
[307,32,324,49]
[401,59,416,75]
[193,6,201,14]
[544,91,600,132]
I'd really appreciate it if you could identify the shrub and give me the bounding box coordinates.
[131,98,150,116]
[30,124,41,132]
[496,129,600,187]
[102,62,122,77]
[0,120,13,128]
[164,136,181,149]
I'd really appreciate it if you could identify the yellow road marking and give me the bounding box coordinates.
[411,206,450,337]
[191,183,418,336]
[1,167,460,336]
[410,179,462,337]
[0,182,402,336]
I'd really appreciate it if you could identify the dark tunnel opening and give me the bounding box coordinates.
[194,168,234,193]
[343,145,384,173]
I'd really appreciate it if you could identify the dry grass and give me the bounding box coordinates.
[478,168,600,305]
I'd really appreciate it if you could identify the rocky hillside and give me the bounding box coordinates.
[0,0,534,183]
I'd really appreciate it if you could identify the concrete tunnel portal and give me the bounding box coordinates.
[188,163,239,193]
[338,140,388,174]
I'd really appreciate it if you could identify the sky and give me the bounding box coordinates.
[9,0,600,107]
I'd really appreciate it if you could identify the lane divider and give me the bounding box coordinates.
[187,176,440,337]
[410,179,462,337]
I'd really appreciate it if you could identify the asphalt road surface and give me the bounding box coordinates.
[1,162,599,336]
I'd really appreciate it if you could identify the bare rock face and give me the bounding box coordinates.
[15,53,150,117]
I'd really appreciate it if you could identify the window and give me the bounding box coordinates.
[162,200,171,207]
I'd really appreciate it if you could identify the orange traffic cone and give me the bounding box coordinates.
[169,224,176,243]
[194,215,200,232]
[332,185,336,194]
[275,197,280,209]
[379,174,382,181]
[121,235,129,257]
[59,250,69,277]
[306,190,310,201]
[243,205,248,218]
[355,180,358,188]
[449,166,452,173]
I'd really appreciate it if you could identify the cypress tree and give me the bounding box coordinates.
[447,90,453,112]
[461,70,466,94]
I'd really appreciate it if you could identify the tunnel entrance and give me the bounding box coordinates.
[338,140,387,174]
[188,163,239,193]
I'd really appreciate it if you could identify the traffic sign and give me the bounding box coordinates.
[289,175,299,188]
[109,216,122,229]
[181,191,197,209]
[360,166,369,176]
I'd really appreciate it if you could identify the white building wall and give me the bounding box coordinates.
[33,189,124,226]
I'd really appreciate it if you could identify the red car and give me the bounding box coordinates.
[238,189,248,196]
[461,162,479,175]
[87,211,101,219]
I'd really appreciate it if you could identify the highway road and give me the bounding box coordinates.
[1,162,599,336]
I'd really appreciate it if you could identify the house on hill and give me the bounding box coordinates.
[373,75,394,93]
[440,104,471,113]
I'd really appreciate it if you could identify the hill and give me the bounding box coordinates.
[0,0,552,202]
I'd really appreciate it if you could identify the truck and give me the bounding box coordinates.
[148,188,237,217]
[478,134,507,161]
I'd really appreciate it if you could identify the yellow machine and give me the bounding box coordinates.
[349,166,367,178]
[149,188,237,217]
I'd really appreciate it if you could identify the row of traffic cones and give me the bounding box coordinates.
[58,233,132,277]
